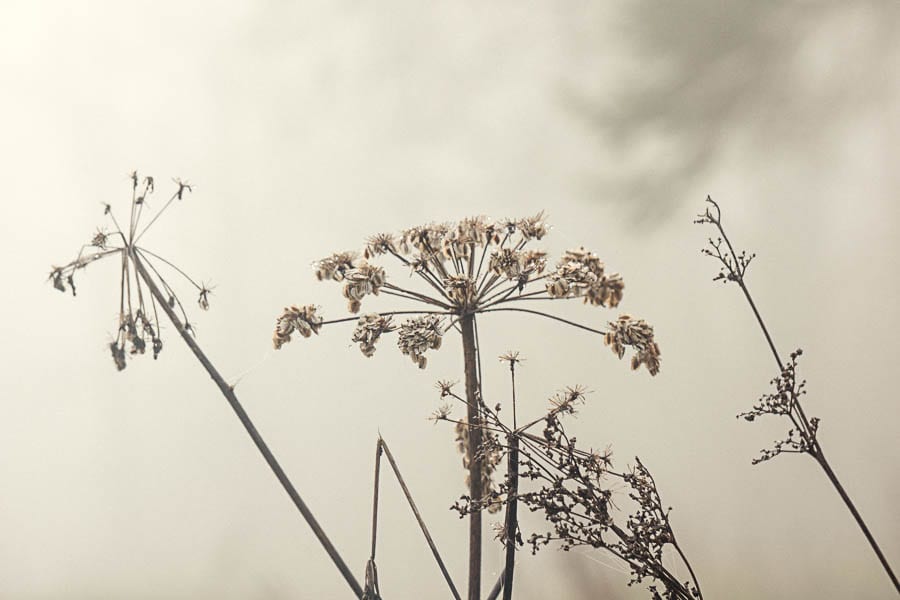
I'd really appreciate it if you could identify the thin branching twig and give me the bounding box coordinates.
[697,196,898,593]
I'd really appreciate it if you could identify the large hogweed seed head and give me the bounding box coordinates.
[273,211,660,375]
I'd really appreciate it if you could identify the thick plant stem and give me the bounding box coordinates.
[460,313,483,600]
[133,255,363,599]
[501,436,519,600]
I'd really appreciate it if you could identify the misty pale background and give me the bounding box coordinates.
[1,2,898,598]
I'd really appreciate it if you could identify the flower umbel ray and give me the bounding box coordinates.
[49,172,206,370]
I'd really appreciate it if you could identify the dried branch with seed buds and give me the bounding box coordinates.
[696,196,898,593]
[433,354,702,600]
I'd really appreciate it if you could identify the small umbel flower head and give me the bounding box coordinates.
[274,211,659,375]
[604,314,660,375]
[315,252,357,282]
[342,262,386,313]
[352,313,395,357]
[546,247,624,307]
[274,305,324,349]
[397,314,444,369]
[49,173,207,370]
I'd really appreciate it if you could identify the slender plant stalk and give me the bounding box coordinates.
[735,261,898,590]
[132,254,364,598]
[460,313,483,600]
[501,435,519,600]
[673,542,702,600]
[365,439,383,600]
[486,569,505,600]
[370,439,382,564]
[701,198,898,592]
[378,438,462,600]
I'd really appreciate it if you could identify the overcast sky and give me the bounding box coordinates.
[1,2,898,599]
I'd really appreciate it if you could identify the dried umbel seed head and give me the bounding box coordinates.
[586,272,623,308]
[280,211,658,375]
[363,233,396,259]
[315,252,357,282]
[399,222,451,255]
[548,385,588,416]
[342,262,386,313]
[429,402,452,422]
[436,379,457,397]
[109,341,127,371]
[351,313,395,357]
[546,247,624,307]
[444,274,476,307]
[397,314,444,368]
[440,216,492,260]
[273,304,324,349]
[516,211,548,241]
[489,248,522,280]
[91,229,108,249]
[489,248,548,281]
[458,215,491,245]
[198,287,211,311]
[498,350,523,366]
[604,314,660,375]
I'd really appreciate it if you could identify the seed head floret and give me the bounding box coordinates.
[273,305,324,349]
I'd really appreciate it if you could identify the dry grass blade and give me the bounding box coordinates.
[377,437,462,600]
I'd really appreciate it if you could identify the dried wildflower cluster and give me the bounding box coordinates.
[352,313,395,357]
[696,199,825,465]
[434,356,702,600]
[397,314,444,368]
[605,315,661,375]
[738,349,820,464]
[273,305,325,350]
[274,212,659,375]
[546,247,624,307]
[49,173,207,370]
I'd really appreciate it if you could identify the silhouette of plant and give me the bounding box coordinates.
[433,355,701,600]
[49,175,365,598]
[275,213,660,599]
[696,196,898,593]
